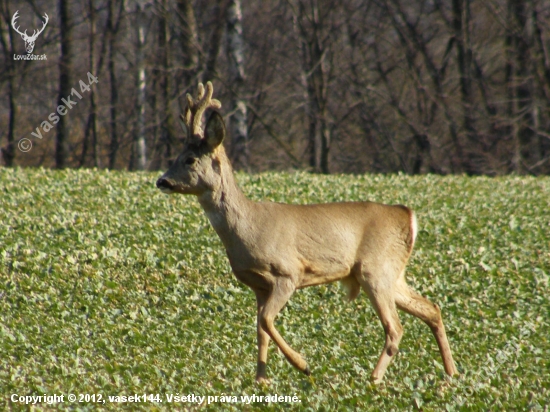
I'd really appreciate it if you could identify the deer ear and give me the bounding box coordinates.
[205,111,225,150]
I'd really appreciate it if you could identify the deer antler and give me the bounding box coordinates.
[28,13,48,41]
[11,11,48,40]
[181,81,221,143]
[11,11,27,39]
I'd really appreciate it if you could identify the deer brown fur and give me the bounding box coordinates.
[156,82,458,383]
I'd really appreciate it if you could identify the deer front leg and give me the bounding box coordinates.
[258,278,310,376]
[254,290,270,383]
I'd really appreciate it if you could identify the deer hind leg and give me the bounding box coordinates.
[360,276,404,383]
[254,290,271,383]
[258,277,310,376]
[395,280,458,376]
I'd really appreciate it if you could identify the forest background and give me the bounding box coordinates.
[1,0,550,175]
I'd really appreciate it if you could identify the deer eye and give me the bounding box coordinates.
[185,157,196,166]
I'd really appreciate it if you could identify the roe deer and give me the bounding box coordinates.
[156,82,458,383]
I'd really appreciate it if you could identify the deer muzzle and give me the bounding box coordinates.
[156,177,175,194]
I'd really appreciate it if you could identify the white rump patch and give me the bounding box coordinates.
[410,211,418,245]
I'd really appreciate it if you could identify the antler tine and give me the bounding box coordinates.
[182,84,203,134]
[11,10,26,37]
[186,93,194,109]
[28,12,48,40]
[188,81,221,139]
[197,82,205,100]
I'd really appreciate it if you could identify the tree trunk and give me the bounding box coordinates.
[177,0,199,74]
[4,72,16,166]
[529,0,550,174]
[293,0,331,174]
[226,0,249,170]
[203,0,228,83]
[452,0,481,173]
[88,0,100,167]
[151,0,176,171]
[56,0,72,169]
[508,0,537,173]
[134,0,148,170]
[108,0,122,169]
[0,5,16,166]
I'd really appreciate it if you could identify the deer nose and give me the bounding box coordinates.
[156,178,173,190]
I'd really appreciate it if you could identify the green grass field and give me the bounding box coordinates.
[1,168,549,411]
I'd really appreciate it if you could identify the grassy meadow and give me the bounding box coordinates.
[0,167,549,410]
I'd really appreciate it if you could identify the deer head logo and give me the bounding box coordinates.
[11,10,48,54]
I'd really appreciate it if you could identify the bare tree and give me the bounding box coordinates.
[0,0,16,166]
[176,0,199,79]
[133,0,148,170]
[202,0,228,83]
[507,0,533,173]
[1,0,549,175]
[290,0,334,173]
[452,0,483,173]
[150,0,177,170]
[226,0,249,170]
[80,0,100,168]
[56,0,72,169]
[530,0,550,173]
[108,0,124,169]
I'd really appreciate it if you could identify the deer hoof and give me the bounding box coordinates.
[370,374,384,385]
[255,376,270,385]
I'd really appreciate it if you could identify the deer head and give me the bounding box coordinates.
[12,10,49,54]
[156,81,226,195]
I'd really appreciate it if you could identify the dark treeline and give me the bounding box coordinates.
[1,0,550,175]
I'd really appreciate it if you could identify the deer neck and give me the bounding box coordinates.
[197,152,254,247]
